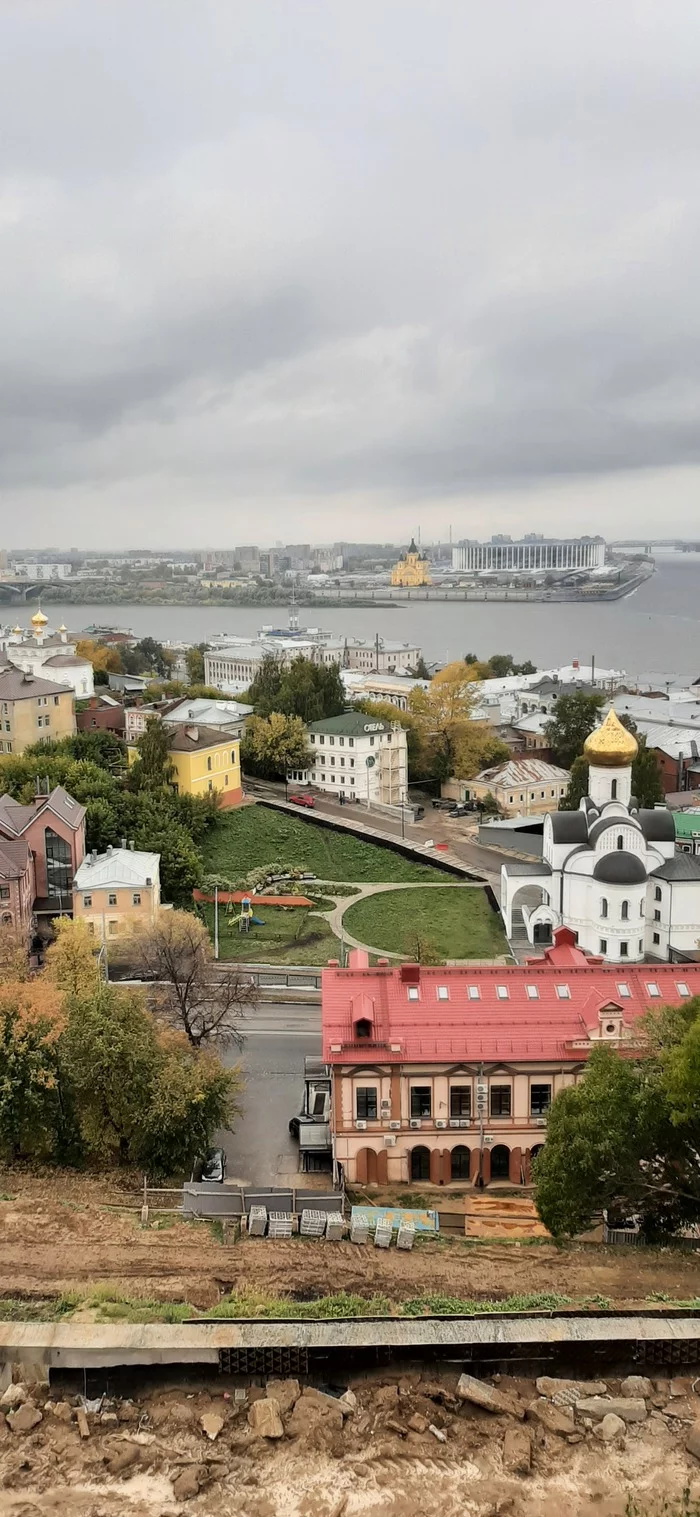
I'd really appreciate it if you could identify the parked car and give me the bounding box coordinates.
[432,798,457,810]
[288,793,315,808]
[191,1148,226,1183]
[447,802,472,818]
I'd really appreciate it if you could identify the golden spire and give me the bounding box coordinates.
[584,708,638,769]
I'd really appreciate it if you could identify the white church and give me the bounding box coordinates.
[501,708,700,963]
[0,610,94,699]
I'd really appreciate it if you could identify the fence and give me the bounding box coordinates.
[180,1184,344,1220]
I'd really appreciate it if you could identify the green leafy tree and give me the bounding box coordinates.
[134,637,169,678]
[246,654,284,715]
[84,797,120,853]
[133,1032,242,1175]
[129,717,175,791]
[479,791,502,817]
[276,657,345,723]
[185,645,208,684]
[241,713,310,779]
[560,754,590,811]
[132,814,203,904]
[544,691,604,769]
[409,655,431,679]
[0,984,66,1160]
[59,985,158,1164]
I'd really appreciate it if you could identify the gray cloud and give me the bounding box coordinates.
[2,0,700,544]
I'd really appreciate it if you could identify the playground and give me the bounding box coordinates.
[199,896,341,964]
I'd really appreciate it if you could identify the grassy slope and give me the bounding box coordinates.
[343,886,508,960]
[202,804,443,884]
[201,901,340,965]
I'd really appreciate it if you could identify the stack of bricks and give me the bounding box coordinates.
[268,1212,293,1239]
[325,1212,344,1241]
[349,1217,369,1245]
[247,1205,268,1237]
[396,1219,416,1251]
[373,1217,392,1249]
[300,1209,327,1239]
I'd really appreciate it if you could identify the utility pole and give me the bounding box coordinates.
[214,884,219,960]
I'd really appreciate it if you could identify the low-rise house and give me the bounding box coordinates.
[76,694,125,735]
[0,840,34,939]
[0,666,75,754]
[166,724,242,806]
[288,713,408,805]
[445,758,570,816]
[161,696,253,741]
[0,784,85,927]
[322,931,700,1187]
[73,847,160,941]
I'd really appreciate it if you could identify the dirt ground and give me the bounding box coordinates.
[2,1364,700,1516]
[2,1172,700,1310]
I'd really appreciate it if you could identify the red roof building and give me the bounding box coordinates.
[322,930,700,1189]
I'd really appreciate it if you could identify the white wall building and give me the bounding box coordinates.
[500,709,700,962]
[452,537,605,574]
[341,670,428,710]
[286,713,408,806]
[9,562,72,580]
[1,611,94,698]
[204,633,422,694]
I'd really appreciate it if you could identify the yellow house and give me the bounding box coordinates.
[167,723,242,806]
[0,667,75,755]
[390,538,431,587]
[73,846,161,941]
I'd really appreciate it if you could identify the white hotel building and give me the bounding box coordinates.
[286,713,409,806]
[452,536,605,575]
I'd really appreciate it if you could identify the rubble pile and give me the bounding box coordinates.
[1,1365,700,1513]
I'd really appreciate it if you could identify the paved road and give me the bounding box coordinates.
[220,1001,321,1187]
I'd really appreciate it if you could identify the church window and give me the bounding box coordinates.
[621,900,629,921]
[617,835,624,850]
[653,932,660,945]
[654,886,662,902]
[620,941,629,956]
[611,779,618,799]
[654,909,661,922]
[600,898,608,919]
[600,938,608,954]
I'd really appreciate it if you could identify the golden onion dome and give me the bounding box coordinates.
[30,607,48,627]
[584,708,638,768]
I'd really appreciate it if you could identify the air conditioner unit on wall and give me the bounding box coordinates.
[409,1118,421,1129]
[435,1119,447,1129]
[448,1119,461,1128]
[388,1119,400,1130]
[380,1099,391,1110]
[384,1134,397,1147]
[533,1117,547,1127]
[355,1119,367,1130]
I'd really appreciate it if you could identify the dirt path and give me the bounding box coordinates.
[3,1173,700,1310]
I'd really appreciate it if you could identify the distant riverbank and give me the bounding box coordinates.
[15,554,700,688]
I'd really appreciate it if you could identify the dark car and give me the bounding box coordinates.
[289,793,315,808]
[432,798,457,810]
[191,1148,226,1183]
[447,802,472,817]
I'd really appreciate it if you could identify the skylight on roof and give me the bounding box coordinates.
[496,986,509,999]
[467,986,480,999]
[526,985,539,999]
[436,986,449,1001]
[676,982,690,997]
[555,985,571,999]
[616,983,631,997]
[646,983,661,997]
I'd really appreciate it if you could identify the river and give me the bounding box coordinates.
[31,552,700,689]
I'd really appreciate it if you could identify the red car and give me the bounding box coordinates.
[288,792,315,808]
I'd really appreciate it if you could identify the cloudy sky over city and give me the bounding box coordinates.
[2,0,700,548]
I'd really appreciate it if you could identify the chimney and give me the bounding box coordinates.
[185,724,199,741]
[129,839,135,850]
[106,844,113,854]
[90,849,97,863]
[120,837,127,849]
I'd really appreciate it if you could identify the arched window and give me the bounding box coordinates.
[611,779,618,800]
[354,1018,371,1040]
[45,827,72,896]
[410,1146,431,1182]
[617,835,624,850]
[450,1145,470,1181]
[621,900,629,921]
[601,898,608,919]
[654,886,662,902]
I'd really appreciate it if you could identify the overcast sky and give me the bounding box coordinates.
[2,0,700,550]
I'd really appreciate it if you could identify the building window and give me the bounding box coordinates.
[530,1083,551,1116]
[617,835,624,850]
[600,938,608,954]
[490,1085,511,1118]
[108,893,117,906]
[495,985,508,999]
[356,1087,377,1121]
[654,909,661,922]
[231,751,236,764]
[0,886,9,902]
[407,985,419,1001]
[319,735,324,745]
[83,895,92,908]
[677,982,691,997]
[410,1087,431,1119]
[207,757,212,770]
[467,985,480,999]
[601,898,608,919]
[310,734,315,743]
[617,982,631,997]
[526,985,539,999]
[349,738,354,746]
[133,893,141,906]
[611,779,618,799]
[620,941,629,956]
[654,886,662,901]
[450,1086,471,1118]
[653,932,660,945]
[555,984,570,999]
[87,922,95,936]
[45,827,72,896]
[621,900,629,921]
[339,737,344,746]
[108,920,118,935]
[436,986,449,1000]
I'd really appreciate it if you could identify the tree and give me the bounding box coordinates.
[0,923,31,981]
[133,1031,242,1176]
[84,797,120,853]
[44,917,102,1000]
[535,1002,700,1241]
[75,639,122,676]
[408,655,431,679]
[246,654,284,715]
[479,791,502,817]
[60,984,157,1163]
[241,713,310,779]
[408,673,505,784]
[134,637,169,678]
[126,909,259,1046]
[133,817,203,905]
[129,717,175,791]
[247,654,346,723]
[0,982,66,1160]
[560,755,589,811]
[185,645,208,684]
[544,691,604,769]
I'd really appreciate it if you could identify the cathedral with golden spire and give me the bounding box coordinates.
[390,537,431,587]
[500,707,700,963]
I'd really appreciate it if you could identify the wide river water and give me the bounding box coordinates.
[34,552,700,689]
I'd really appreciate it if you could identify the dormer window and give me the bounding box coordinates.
[354,1018,372,1039]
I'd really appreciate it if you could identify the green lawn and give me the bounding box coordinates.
[201,902,341,965]
[202,804,444,885]
[342,887,508,961]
